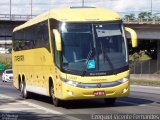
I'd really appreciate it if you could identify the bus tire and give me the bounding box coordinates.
[20,80,29,99]
[104,98,116,105]
[50,83,61,107]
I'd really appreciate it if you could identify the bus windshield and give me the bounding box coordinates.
[59,22,128,76]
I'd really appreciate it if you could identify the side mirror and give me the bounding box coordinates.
[125,27,138,48]
[53,29,62,51]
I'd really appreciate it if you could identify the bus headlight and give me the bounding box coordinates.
[60,78,79,87]
[118,76,129,83]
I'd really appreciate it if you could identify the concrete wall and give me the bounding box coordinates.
[125,24,160,40]
[0,20,25,41]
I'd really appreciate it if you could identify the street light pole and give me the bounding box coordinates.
[10,0,11,20]
[82,0,84,7]
[31,0,32,18]
[151,0,152,15]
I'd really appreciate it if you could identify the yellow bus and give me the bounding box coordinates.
[12,7,137,106]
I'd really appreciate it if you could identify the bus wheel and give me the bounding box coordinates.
[20,80,29,99]
[104,98,116,105]
[50,84,61,107]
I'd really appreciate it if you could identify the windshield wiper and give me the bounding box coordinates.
[100,41,116,75]
[80,49,94,76]
[104,52,116,75]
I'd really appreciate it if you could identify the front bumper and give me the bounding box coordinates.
[59,81,130,100]
[4,77,13,82]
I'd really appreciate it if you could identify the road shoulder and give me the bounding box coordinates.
[0,94,80,120]
[131,85,160,94]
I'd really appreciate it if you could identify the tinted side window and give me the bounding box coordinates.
[13,30,24,51]
[35,21,50,51]
[23,26,35,50]
[13,20,50,51]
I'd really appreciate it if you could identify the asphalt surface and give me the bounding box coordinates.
[0,80,160,120]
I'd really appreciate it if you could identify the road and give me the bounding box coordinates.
[0,80,160,120]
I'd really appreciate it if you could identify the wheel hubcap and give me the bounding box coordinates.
[20,82,23,92]
[51,86,56,100]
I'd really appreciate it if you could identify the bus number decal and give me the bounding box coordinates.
[15,55,24,61]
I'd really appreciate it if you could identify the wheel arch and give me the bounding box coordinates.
[18,74,21,90]
[18,74,25,90]
[49,77,54,96]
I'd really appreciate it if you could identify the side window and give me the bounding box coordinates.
[13,20,50,51]
[13,30,24,51]
[23,26,35,50]
[35,21,50,51]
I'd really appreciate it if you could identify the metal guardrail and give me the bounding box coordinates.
[1,14,160,24]
[123,18,160,24]
[0,14,36,21]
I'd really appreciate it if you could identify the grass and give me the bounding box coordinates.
[129,52,151,61]
[0,53,12,62]
[130,79,160,87]
[0,53,12,69]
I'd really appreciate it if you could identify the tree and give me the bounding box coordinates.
[8,47,12,53]
[138,12,152,19]
[153,13,160,20]
[124,13,135,19]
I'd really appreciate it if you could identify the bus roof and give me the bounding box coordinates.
[13,7,121,32]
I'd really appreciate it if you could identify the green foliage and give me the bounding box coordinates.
[0,54,12,69]
[124,13,135,19]
[129,51,151,62]
[124,12,160,20]
[4,62,12,69]
[129,51,151,70]
[8,47,12,53]
[138,12,152,19]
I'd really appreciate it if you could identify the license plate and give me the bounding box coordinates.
[93,91,105,96]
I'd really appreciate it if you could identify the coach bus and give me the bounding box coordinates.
[12,7,137,106]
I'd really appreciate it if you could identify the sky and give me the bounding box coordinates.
[0,0,160,17]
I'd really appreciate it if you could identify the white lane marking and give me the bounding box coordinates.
[0,94,62,114]
[19,100,63,114]
[118,100,146,106]
[0,108,37,111]
[131,85,160,89]
[7,102,25,105]
[0,94,81,120]
[0,95,13,99]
